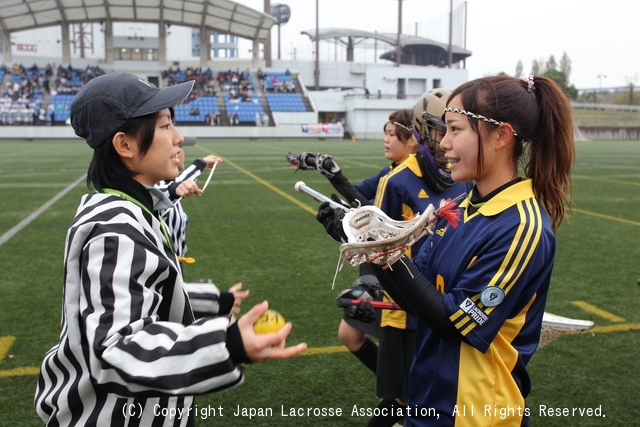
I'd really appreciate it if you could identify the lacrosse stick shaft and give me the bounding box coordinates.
[201,162,218,193]
[294,181,347,211]
[336,298,402,310]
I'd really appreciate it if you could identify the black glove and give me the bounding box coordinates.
[315,154,341,178]
[315,194,349,243]
[345,301,376,323]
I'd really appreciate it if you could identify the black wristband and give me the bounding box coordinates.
[226,320,252,364]
[217,292,235,315]
[328,172,369,206]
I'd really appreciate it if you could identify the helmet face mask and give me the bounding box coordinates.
[412,89,454,193]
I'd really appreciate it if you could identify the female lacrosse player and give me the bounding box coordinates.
[35,72,306,426]
[367,75,574,426]
[311,96,470,426]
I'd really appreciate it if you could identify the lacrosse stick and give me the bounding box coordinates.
[294,181,348,211]
[336,299,402,310]
[339,197,462,267]
[200,161,218,193]
[537,312,594,349]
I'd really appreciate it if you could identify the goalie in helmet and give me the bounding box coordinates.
[288,90,471,427]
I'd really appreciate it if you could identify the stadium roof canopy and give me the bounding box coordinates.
[301,27,472,66]
[0,0,275,42]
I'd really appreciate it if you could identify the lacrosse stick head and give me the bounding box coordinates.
[285,151,317,170]
[338,204,437,267]
[537,312,594,349]
[338,198,461,267]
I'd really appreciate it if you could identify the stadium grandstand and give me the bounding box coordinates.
[0,0,471,140]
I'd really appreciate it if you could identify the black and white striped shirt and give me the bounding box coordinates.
[35,179,247,426]
[156,159,206,257]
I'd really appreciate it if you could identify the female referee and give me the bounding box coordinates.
[35,72,306,426]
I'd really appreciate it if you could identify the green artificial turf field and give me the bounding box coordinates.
[1,138,638,426]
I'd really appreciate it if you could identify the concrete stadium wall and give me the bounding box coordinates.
[0,125,343,141]
[578,127,640,140]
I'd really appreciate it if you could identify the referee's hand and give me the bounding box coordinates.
[175,179,203,198]
[237,301,307,362]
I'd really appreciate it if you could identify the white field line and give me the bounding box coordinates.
[0,174,86,247]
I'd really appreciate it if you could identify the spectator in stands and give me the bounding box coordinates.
[47,103,55,126]
[229,111,239,126]
[38,106,46,125]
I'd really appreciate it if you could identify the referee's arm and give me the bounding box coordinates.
[79,231,246,396]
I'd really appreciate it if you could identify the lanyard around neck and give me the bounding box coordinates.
[102,188,174,252]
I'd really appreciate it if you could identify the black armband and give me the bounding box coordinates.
[226,321,252,364]
[327,172,369,206]
[217,292,235,315]
[192,158,207,172]
[167,181,180,200]
[372,257,461,341]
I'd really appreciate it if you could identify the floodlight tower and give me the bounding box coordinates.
[264,0,272,66]
[396,0,403,67]
[314,0,319,90]
[271,4,291,60]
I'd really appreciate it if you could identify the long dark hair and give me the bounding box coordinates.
[86,108,174,191]
[448,75,574,231]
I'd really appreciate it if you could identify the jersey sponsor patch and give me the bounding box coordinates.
[418,189,429,198]
[480,286,505,307]
[459,297,490,326]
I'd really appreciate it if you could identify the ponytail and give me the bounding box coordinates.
[526,76,574,231]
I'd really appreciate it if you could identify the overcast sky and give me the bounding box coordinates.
[233,0,639,90]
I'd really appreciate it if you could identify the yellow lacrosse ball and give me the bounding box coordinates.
[253,310,286,334]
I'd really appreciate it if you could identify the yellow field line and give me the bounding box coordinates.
[571,300,626,322]
[573,208,640,226]
[0,336,16,362]
[0,367,40,378]
[0,143,69,159]
[579,323,640,334]
[194,146,317,215]
[300,346,349,356]
[573,174,640,187]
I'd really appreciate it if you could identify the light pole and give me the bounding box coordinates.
[314,0,319,90]
[597,73,607,103]
[395,0,402,67]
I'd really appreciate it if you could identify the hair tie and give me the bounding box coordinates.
[520,75,535,93]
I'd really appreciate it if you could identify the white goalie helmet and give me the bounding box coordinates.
[412,88,455,193]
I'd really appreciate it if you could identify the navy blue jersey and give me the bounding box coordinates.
[408,179,555,426]
[357,155,470,330]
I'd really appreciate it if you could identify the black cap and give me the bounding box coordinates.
[70,72,195,148]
